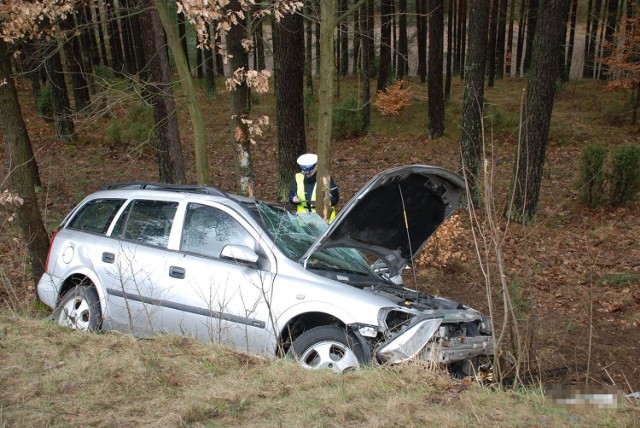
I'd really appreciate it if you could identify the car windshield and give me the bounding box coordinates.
[254,201,373,275]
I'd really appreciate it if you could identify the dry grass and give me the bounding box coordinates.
[1,314,638,427]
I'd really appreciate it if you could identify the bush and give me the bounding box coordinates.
[332,96,363,138]
[609,144,640,206]
[36,84,53,120]
[373,81,411,116]
[106,103,155,153]
[579,143,608,208]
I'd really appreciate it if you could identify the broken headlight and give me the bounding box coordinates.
[377,316,443,364]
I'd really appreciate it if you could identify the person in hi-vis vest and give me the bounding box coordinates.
[288,153,339,222]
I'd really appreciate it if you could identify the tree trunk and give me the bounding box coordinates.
[254,18,266,71]
[119,0,136,75]
[584,0,602,78]
[461,0,488,207]
[495,0,508,79]
[0,38,50,284]
[516,0,527,76]
[273,9,307,202]
[127,1,147,75]
[305,0,314,91]
[487,0,499,87]
[204,24,216,99]
[178,11,191,72]
[506,0,516,76]
[523,0,538,73]
[95,0,109,66]
[317,0,336,221]
[214,25,225,76]
[45,42,76,141]
[366,0,375,77]
[445,0,453,99]
[507,0,570,224]
[105,0,124,74]
[428,0,445,138]
[360,1,371,131]
[316,16,322,76]
[564,0,577,80]
[227,0,255,196]
[80,4,100,72]
[61,13,91,115]
[196,47,203,79]
[377,0,393,91]
[459,0,467,79]
[154,0,210,185]
[416,0,427,83]
[397,0,408,78]
[139,1,187,185]
[352,9,361,76]
[600,0,620,79]
[339,0,349,76]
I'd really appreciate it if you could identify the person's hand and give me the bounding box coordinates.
[292,196,300,203]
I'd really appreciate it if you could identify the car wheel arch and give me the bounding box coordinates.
[277,311,344,356]
[58,272,104,311]
[277,311,373,362]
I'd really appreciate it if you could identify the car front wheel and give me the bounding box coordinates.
[287,325,366,373]
[53,285,102,331]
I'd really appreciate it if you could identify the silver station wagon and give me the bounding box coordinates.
[38,165,493,374]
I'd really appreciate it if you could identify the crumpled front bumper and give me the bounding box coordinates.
[372,314,494,365]
[422,335,494,364]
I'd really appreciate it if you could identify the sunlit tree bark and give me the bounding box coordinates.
[316,0,336,221]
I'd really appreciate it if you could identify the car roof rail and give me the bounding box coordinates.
[101,182,228,197]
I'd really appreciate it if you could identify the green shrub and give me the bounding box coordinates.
[106,103,155,153]
[36,84,53,120]
[332,96,363,138]
[579,143,607,208]
[609,144,640,206]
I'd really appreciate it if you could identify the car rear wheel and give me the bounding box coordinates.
[287,325,366,373]
[53,285,102,331]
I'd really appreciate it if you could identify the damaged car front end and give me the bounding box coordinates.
[255,164,494,372]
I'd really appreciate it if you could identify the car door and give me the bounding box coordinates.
[102,198,180,335]
[160,201,277,356]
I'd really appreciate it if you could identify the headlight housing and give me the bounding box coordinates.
[376,316,443,364]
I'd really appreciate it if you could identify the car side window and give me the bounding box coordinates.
[181,203,255,259]
[67,199,126,234]
[112,199,178,248]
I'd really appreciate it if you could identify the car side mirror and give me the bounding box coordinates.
[220,244,260,267]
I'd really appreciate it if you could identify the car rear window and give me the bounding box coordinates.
[67,199,126,234]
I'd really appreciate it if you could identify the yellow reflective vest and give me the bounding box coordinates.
[295,173,336,222]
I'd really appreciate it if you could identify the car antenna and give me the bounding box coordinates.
[398,183,420,296]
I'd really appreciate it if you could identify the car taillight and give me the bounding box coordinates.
[45,229,59,273]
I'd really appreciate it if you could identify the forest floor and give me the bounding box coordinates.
[1,74,639,394]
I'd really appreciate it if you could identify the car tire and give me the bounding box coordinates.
[287,325,366,373]
[53,285,102,332]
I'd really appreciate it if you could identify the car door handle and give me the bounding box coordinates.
[169,266,186,279]
[102,252,115,264]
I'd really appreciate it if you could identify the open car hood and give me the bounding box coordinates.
[301,165,465,277]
